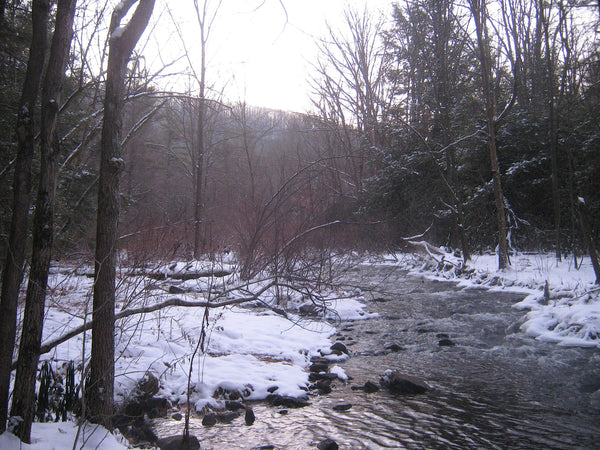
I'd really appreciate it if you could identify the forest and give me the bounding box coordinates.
[0,0,599,447]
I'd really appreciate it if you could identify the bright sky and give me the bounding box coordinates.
[150,0,393,113]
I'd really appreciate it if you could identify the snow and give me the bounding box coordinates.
[8,250,598,448]
[329,365,348,381]
[111,25,125,40]
[6,258,373,447]
[379,250,600,348]
[0,421,128,449]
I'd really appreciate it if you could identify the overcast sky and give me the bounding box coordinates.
[149,0,393,113]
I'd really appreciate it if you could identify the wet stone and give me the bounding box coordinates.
[157,435,200,450]
[202,413,217,427]
[380,370,429,395]
[310,363,329,373]
[385,343,405,352]
[332,403,352,411]
[363,381,380,393]
[330,342,348,354]
[226,400,245,411]
[217,411,240,423]
[267,394,310,408]
[318,438,339,450]
[245,408,256,426]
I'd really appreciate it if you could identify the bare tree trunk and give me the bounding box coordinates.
[576,199,600,284]
[192,0,211,259]
[87,0,154,428]
[9,1,76,442]
[539,0,561,262]
[0,0,50,433]
[193,95,205,258]
[470,0,510,269]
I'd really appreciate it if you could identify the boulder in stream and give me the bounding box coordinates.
[157,435,200,450]
[202,413,217,427]
[380,370,429,395]
[317,438,339,450]
[384,343,405,352]
[267,394,311,408]
[438,338,456,347]
[245,407,256,425]
[330,342,348,355]
[351,381,380,393]
[332,403,352,411]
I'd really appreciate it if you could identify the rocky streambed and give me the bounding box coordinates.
[137,265,600,449]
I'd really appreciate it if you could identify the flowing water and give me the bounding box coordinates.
[153,265,600,449]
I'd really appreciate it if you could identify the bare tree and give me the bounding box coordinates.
[469,0,510,269]
[87,0,155,427]
[0,0,50,433]
[191,0,222,258]
[311,6,388,196]
[9,0,77,443]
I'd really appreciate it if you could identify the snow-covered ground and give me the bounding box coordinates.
[0,421,129,449]
[3,251,598,448]
[2,258,373,449]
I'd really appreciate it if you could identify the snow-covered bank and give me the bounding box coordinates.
[4,259,374,448]
[0,421,128,449]
[377,251,600,348]
[40,262,374,409]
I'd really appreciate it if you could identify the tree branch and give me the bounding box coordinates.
[13,281,277,369]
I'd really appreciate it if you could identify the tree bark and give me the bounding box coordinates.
[576,199,600,284]
[0,0,50,433]
[9,0,77,442]
[88,0,154,428]
[539,0,561,262]
[470,0,510,269]
[192,0,209,259]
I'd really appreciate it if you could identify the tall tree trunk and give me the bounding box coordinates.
[0,0,50,433]
[87,0,154,428]
[470,0,510,270]
[539,0,561,262]
[9,1,77,443]
[193,0,208,259]
[193,96,205,259]
[576,198,600,284]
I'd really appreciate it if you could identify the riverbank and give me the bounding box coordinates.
[2,251,598,448]
[374,250,600,348]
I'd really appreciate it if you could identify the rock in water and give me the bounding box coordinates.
[363,381,380,393]
[384,343,404,352]
[266,394,311,408]
[202,413,217,427]
[317,438,339,450]
[226,400,245,411]
[216,411,239,423]
[380,370,429,395]
[330,342,348,354]
[310,363,329,373]
[438,338,455,347]
[332,403,352,411]
[157,435,200,450]
[245,407,256,425]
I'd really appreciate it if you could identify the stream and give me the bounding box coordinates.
[152,264,600,449]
